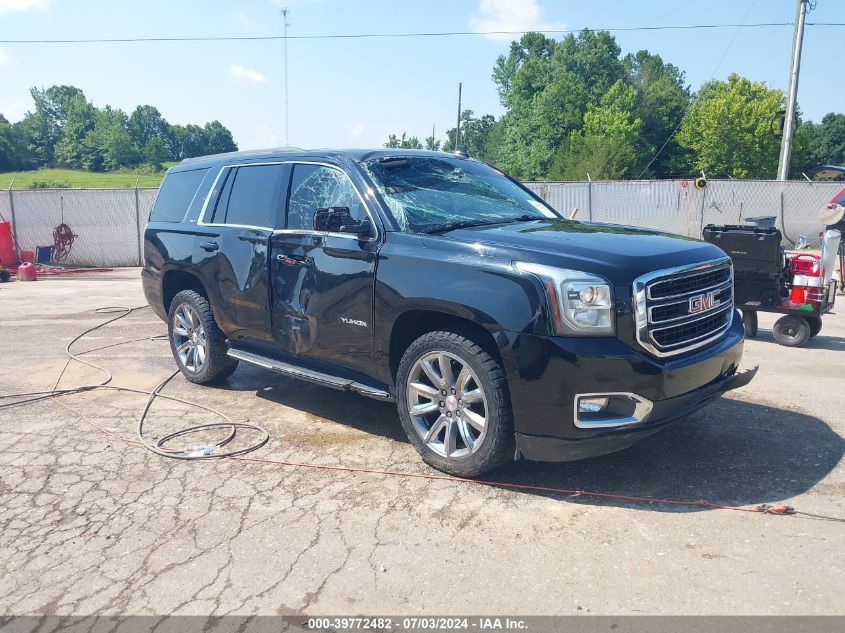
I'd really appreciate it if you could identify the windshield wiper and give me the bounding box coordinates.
[502,214,543,224]
[423,219,509,234]
[424,214,543,235]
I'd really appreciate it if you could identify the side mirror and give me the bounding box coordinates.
[314,207,372,238]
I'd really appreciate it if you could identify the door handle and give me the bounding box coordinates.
[276,253,309,266]
[199,241,219,252]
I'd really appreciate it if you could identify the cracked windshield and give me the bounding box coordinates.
[364,156,557,233]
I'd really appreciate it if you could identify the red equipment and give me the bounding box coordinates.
[17,262,37,281]
[0,221,16,268]
[788,253,823,310]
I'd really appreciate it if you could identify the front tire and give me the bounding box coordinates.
[396,330,514,477]
[772,314,811,348]
[741,310,758,338]
[168,289,238,384]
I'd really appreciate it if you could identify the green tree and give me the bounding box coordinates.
[803,113,845,168]
[384,133,423,149]
[552,30,623,105]
[202,121,238,155]
[492,30,624,179]
[424,135,441,151]
[676,73,784,178]
[623,50,691,177]
[142,137,166,170]
[0,114,34,170]
[492,32,557,109]
[82,106,139,171]
[550,80,642,180]
[28,85,86,164]
[14,111,51,167]
[170,124,208,159]
[54,94,97,168]
[128,105,176,160]
[443,111,498,160]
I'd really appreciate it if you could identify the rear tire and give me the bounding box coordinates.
[806,316,822,338]
[396,330,514,477]
[772,315,811,348]
[168,289,238,384]
[741,310,758,338]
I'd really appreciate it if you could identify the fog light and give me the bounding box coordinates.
[578,397,609,414]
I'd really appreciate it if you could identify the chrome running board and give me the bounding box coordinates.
[227,348,395,402]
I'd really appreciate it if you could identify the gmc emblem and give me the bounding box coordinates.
[689,290,721,314]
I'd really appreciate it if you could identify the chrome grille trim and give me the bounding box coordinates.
[646,265,732,301]
[633,257,734,358]
[647,279,733,325]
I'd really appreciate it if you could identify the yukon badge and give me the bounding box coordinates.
[341,317,367,328]
[688,290,720,314]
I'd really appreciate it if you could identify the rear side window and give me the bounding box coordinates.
[209,164,286,228]
[149,168,209,222]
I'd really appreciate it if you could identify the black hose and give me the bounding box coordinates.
[0,305,269,460]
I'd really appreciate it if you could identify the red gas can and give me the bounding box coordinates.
[791,253,821,277]
[17,262,37,281]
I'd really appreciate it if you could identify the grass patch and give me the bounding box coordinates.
[0,164,177,189]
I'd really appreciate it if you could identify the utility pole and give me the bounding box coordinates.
[777,0,809,181]
[282,7,290,146]
[455,83,462,149]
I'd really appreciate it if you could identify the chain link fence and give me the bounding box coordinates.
[1,179,841,267]
[526,179,843,248]
[0,188,158,267]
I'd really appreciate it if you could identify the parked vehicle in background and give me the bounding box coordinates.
[142,148,755,476]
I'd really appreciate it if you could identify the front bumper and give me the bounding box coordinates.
[515,366,756,461]
[500,311,753,462]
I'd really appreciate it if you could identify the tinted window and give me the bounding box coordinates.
[287,164,366,230]
[212,164,286,228]
[149,168,209,222]
[209,168,235,224]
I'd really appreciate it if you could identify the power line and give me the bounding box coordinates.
[1,22,841,45]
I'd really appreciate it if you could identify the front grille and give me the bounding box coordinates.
[633,259,734,357]
[651,307,733,348]
[648,266,731,300]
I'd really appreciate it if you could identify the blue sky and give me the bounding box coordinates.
[0,0,843,151]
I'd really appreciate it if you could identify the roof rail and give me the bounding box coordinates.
[180,146,306,164]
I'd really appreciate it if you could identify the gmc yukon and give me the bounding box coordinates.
[142,148,755,476]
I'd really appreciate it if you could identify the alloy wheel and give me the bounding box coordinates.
[171,303,208,373]
[406,351,488,459]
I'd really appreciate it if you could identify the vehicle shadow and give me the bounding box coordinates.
[224,365,843,513]
[492,397,844,511]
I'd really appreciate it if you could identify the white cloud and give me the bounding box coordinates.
[227,64,268,84]
[468,0,564,41]
[0,0,51,15]
[0,48,10,66]
[348,124,364,140]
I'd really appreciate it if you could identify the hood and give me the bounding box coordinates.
[428,219,727,285]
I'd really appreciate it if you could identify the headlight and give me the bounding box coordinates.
[514,262,615,336]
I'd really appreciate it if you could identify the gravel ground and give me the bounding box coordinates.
[0,269,843,616]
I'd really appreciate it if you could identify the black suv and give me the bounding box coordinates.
[143,148,755,476]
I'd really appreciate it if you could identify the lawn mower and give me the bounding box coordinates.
[703,209,841,348]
